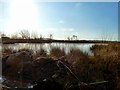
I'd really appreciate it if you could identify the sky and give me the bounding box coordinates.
[0,0,118,40]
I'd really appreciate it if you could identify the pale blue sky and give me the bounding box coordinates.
[0,1,118,40]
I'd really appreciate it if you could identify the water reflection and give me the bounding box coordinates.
[2,43,94,55]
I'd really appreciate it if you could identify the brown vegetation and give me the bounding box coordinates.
[1,43,120,90]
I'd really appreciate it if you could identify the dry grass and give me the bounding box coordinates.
[2,43,120,90]
[89,43,120,89]
[32,48,48,59]
[49,47,66,59]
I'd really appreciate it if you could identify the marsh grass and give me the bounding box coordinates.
[90,43,120,89]
[33,48,48,59]
[49,47,66,59]
[2,48,14,54]
[2,43,120,90]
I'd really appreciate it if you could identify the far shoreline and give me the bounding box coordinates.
[1,38,119,44]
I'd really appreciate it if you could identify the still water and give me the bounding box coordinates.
[2,43,94,55]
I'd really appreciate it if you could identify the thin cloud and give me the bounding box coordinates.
[58,20,64,24]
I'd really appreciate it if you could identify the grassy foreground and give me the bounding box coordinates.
[2,43,120,90]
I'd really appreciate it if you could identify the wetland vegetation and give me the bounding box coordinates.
[1,41,120,90]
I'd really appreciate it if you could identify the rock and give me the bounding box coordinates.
[4,51,33,79]
[32,57,69,85]
[6,51,32,68]
[3,55,72,89]
[18,61,33,79]
[2,55,9,72]
[32,57,59,81]
[33,79,63,90]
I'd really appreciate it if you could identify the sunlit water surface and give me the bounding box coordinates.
[2,43,94,55]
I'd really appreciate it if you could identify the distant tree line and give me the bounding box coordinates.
[0,29,115,41]
[67,35,78,40]
[0,30,53,40]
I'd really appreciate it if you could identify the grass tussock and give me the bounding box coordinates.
[33,48,48,59]
[49,47,66,59]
